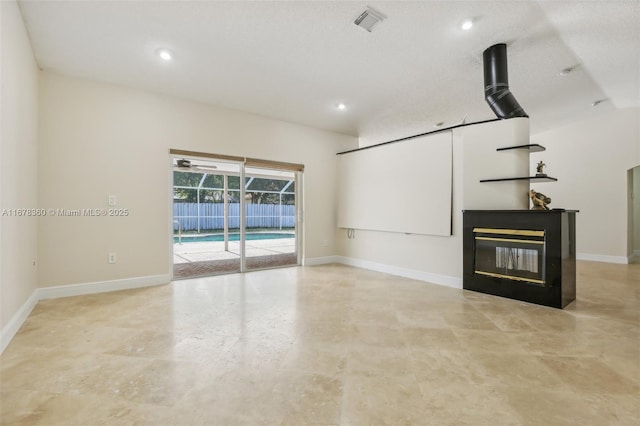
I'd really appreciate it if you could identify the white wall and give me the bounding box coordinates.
[337,118,529,285]
[0,1,40,334]
[38,72,356,287]
[530,108,640,262]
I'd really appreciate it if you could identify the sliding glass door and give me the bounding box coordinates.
[243,166,299,271]
[171,153,301,279]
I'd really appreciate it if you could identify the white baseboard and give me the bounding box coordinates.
[577,253,629,265]
[334,256,462,289]
[303,256,341,266]
[38,274,171,300]
[1,274,170,355]
[0,289,38,354]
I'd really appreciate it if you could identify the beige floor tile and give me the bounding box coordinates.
[396,309,450,328]
[1,261,639,425]
[598,353,640,386]
[0,387,174,426]
[402,327,464,352]
[341,373,429,425]
[346,343,414,377]
[418,383,522,426]
[536,355,640,395]
[473,353,566,390]
[482,312,537,332]
[502,385,638,426]
[295,320,352,345]
[452,329,525,354]
[348,323,407,348]
[273,372,344,425]
[349,305,400,327]
[280,341,347,376]
[441,310,500,331]
[178,368,285,425]
[410,349,495,387]
[507,330,592,357]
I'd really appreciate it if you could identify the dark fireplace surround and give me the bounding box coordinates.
[463,210,577,309]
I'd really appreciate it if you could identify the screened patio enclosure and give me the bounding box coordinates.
[172,157,300,279]
[173,172,295,235]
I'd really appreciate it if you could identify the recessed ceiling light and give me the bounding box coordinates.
[559,67,574,77]
[559,64,583,77]
[156,48,172,61]
[461,19,473,31]
[337,103,346,111]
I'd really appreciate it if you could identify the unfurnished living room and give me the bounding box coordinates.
[1,1,639,425]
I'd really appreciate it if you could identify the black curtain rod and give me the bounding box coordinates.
[336,117,506,155]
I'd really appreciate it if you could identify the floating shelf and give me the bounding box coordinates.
[496,144,546,152]
[480,176,558,183]
[482,143,554,183]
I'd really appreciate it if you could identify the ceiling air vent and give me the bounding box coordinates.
[354,7,385,32]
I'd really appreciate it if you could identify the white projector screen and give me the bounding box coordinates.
[337,131,452,236]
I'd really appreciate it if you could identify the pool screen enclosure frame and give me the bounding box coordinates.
[169,149,303,277]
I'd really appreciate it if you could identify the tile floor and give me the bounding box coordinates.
[0,261,638,425]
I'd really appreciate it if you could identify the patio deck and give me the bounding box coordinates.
[172,237,297,279]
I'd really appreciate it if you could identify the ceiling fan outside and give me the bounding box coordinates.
[174,159,218,173]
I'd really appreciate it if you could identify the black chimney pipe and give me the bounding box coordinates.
[483,43,528,119]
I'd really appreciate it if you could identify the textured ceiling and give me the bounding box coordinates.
[17,0,640,145]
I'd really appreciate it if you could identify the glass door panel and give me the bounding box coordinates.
[242,166,299,271]
[172,158,242,279]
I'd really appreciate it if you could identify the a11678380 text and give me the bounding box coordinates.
[1,208,130,217]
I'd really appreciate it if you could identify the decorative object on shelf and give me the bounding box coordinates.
[536,161,547,177]
[530,189,551,210]
[480,143,557,183]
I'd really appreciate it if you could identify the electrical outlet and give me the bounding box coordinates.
[108,195,117,206]
[108,253,117,264]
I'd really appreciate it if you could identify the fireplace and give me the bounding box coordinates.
[463,210,577,309]
[473,228,545,285]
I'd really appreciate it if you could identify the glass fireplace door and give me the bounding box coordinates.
[473,228,546,285]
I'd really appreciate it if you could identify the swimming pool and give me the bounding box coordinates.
[174,232,294,243]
